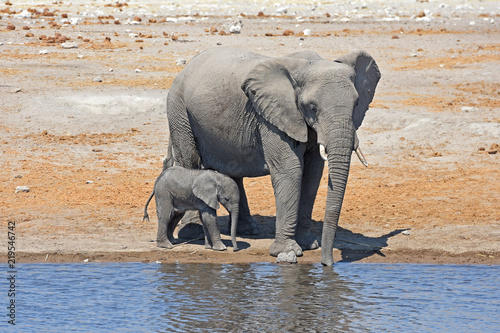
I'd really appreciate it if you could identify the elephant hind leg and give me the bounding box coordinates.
[156,200,175,249]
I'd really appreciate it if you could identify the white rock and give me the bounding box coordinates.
[93,76,103,82]
[39,50,49,55]
[135,69,142,73]
[277,6,288,14]
[83,259,90,263]
[15,186,30,193]
[461,106,478,112]
[229,24,241,34]
[416,16,432,22]
[402,230,410,236]
[276,251,298,263]
[176,58,187,66]
[166,17,178,23]
[381,16,401,22]
[86,180,94,184]
[340,17,350,23]
[61,42,78,49]
[303,29,311,36]
[16,10,32,19]
[77,54,85,59]
[178,17,196,22]
[10,88,21,93]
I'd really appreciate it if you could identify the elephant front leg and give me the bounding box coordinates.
[199,209,227,251]
[296,146,324,250]
[234,178,260,235]
[268,168,304,258]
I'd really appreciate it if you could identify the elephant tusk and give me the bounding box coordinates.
[355,147,369,167]
[319,144,328,161]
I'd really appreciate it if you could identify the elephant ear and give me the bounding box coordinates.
[242,58,308,143]
[193,173,220,210]
[335,50,381,130]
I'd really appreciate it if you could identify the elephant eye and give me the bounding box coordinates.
[310,104,317,112]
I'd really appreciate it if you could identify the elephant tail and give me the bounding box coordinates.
[163,137,174,171]
[143,190,155,223]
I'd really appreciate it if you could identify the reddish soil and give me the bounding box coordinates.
[1,1,498,265]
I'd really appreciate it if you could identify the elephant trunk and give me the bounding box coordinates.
[230,208,239,251]
[321,118,355,266]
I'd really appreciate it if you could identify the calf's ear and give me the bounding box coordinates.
[193,174,220,210]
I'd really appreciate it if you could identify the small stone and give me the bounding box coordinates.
[39,50,49,55]
[77,54,85,59]
[10,88,21,93]
[86,180,94,184]
[176,58,187,66]
[276,251,298,264]
[15,186,30,193]
[229,23,242,34]
[135,68,142,73]
[61,42,78,49]
[303,29,311,36]
[488,143,499,154]
[402,230,410,236]
[83,259,90,263]
[93,76,103,82]
[461,106,478,112]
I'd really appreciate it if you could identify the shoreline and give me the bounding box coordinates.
[5,249,498,265]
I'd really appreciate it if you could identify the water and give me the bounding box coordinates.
[3,263,499,332]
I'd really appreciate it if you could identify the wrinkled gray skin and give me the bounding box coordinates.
[143,166,240,251]
[166,47,380,265]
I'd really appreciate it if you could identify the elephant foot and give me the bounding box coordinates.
[295,228,319,251]
[157,240,174,249]
[236,215,260,236]
[204,239,211,249]
[177,222,204,240]
[269,238,303,257]
[211,241,227,251]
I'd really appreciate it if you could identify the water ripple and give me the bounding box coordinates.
[6,263,499,332]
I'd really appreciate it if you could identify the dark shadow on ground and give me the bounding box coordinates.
[335,227,406,262]
[178,214,405,262]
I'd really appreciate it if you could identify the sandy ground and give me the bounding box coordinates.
[1,0,499,265]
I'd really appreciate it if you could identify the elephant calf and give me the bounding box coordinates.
[143,166,240,251]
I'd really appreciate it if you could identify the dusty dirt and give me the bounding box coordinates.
[1,0,499,265]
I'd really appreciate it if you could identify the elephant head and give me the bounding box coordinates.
[193,171,240,251]
[242,50,381,265]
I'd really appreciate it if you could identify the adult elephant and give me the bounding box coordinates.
[165,47,380,266]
